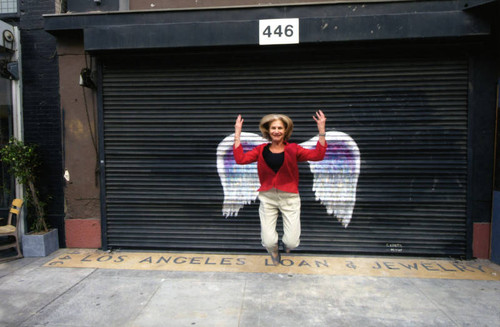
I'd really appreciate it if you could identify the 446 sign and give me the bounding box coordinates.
[259,18,299,45]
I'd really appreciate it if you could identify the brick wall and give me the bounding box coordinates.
[19,0,65,245]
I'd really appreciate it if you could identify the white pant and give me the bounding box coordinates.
[258,188,301,252]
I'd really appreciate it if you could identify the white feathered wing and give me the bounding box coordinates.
[216,131,360,227]
[216,132,267,217]
[300,131,360,227]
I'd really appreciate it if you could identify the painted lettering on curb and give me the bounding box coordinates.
[47,252,499,280]
[137,256,246,266]
[70,254,491,273]
[370,261,486,273]
[81,254,127,263]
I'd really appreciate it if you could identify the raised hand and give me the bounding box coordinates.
[235,115,244,135]
[313,110,326,134]
[234,115,244,147]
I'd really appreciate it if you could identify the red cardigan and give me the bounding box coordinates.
[233,141,327,194]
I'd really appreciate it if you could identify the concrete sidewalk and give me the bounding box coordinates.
[1,250,499,327]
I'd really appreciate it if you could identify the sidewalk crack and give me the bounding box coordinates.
[409,279,461,327]
[237,280,248,327]
[126,279,163,327]
[15,268,98,327]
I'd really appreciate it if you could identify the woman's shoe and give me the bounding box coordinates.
[279,240,291,254]
[270,250,281,266]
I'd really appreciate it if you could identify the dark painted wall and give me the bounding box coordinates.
[469,49,498,223]
[19,0,64,245]
[68,0,120,12]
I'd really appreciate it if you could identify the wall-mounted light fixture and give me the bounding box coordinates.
[94,0,102,5]
[80,68,96,89]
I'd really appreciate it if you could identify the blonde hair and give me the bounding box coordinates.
[259,114,294,141]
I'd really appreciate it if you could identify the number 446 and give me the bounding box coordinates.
[259,19,299,45]
[262,24,295,38]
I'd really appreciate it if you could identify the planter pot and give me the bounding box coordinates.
[22,228,59,257]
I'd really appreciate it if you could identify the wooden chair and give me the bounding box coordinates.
[0,199,24,262]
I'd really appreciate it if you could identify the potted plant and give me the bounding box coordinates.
[0,138,58,257]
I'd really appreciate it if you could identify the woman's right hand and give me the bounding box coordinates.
[234,115,243,147]
[235,115,244,135]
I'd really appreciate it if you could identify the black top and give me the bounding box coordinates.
[263,145,285,173]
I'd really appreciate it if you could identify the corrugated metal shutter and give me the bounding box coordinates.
[100,46,468,256]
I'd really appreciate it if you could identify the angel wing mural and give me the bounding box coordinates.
[216,131,360,227]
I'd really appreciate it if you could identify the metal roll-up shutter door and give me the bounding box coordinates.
[101,46,468,256]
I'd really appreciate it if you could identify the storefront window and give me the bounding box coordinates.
[0,76,12,209]
[0,0,17,14]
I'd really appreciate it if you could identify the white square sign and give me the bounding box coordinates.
[259,18,299,45]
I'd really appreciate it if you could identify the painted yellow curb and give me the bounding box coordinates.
[45,249,500,281]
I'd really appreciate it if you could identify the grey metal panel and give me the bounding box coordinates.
[101,46,468,256]
[83,11,489,51]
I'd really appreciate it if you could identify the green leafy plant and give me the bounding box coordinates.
[0,138,48,233]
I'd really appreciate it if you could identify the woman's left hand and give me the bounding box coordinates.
[313,110,326,134]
